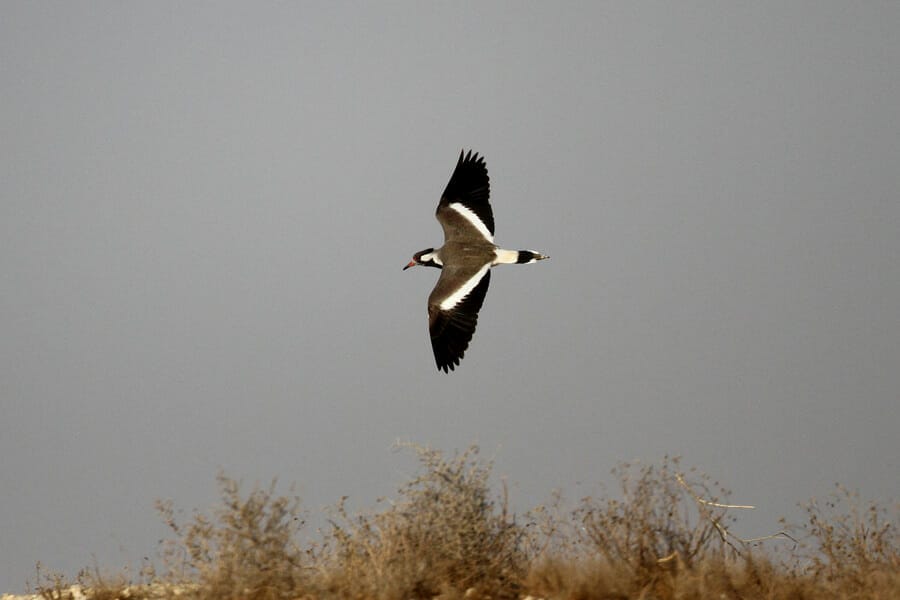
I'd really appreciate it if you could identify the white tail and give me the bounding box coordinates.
[493,248,549,265]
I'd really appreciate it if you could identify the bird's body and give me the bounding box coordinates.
[404,150,548,372]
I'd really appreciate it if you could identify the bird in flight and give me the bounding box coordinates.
[404,150,549,373]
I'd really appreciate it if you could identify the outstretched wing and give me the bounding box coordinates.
[427,264,492,372]
[436,150,494,243]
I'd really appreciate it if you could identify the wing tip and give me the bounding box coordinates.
[458,148,484,166]
[436,360,457,373]
[432,337,465,373]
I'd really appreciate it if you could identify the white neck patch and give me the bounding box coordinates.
[439,264,491,311]
[449,202,493,242]
[421,251,442,266]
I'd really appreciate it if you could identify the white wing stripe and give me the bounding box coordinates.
[439,264,491,311]
[449,202,493,242]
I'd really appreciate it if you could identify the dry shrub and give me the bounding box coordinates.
[523,456,780,599]
[797,483,900,589]
[525,459,900,600]
[320,443,526,599]
[155,473,306,600]
[30,562,155,600]
[30,563,75,600]
[574,456,743,575]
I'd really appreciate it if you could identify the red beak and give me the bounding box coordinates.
[403,260,417,271]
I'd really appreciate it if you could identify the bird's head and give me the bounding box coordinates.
[403,248,442,270]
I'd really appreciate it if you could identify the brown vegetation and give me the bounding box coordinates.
[29,445,900,600]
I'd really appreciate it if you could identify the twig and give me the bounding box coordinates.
[675,474,754,509]
[674,472,797,550]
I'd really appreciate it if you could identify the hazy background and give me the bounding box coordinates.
[2,2,899,592]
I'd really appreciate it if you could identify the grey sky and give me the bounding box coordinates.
[2,2,899,592]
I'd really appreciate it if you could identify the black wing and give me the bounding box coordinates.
[427,268,491,373]
[437,150,494,238]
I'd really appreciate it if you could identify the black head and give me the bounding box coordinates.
[403,248,442,270]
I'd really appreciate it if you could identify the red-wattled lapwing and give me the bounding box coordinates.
[404,150,549,373]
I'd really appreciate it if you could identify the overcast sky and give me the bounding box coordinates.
[2,2,899,592]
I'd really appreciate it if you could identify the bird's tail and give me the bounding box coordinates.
[493,249,550,265]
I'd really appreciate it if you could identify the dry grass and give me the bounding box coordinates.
[29,444,900,600]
